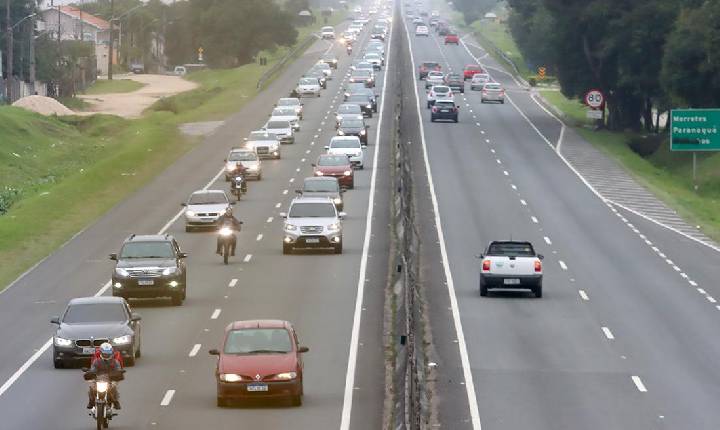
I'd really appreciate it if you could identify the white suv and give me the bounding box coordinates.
[281,197,346,254]
[321,26,335,39]
[326,136,366,169]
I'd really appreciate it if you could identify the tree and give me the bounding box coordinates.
[452,0,498,24]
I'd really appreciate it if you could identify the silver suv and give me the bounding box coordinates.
[280,197,346,254]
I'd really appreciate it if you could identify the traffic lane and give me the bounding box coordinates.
[405,18,659,429]
[0,33,350,386]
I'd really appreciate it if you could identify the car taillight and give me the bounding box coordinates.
[534,260,542,272]
[500,90,505,95]
[482,91,488,95]
[482,260,491,271]
[453,107,458,112]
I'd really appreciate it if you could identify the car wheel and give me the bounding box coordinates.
[479,277,488,297]
[334,241,343,254]
[125,355,136,367]
[135,345,142,358]
[53,356,64,369]
[481,99,486,104]
[283,243,293,255]
[427,102,431,109]
[533,281,543,298]
[501,100,505,104]
[171,295,183,306]
[257,173,262,180]
[291,395,303,407]
[217,396,229,407]
[454,118,458,123]
[317,93,321,97]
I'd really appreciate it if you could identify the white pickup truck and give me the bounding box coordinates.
[478,241,544,298]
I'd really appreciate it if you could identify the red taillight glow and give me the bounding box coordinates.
[432,107,438,113]
[534,260,542,272]
[482,260,491,271]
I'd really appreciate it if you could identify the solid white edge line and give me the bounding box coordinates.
[339,11,392,430]
[188,344,201,357]
[631,376,648,392]
[401,9,482,430]
[160,389,176,406]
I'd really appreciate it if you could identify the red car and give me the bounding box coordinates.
[313,154,355,189]
[444,32,459,45]
[463,64,483,80]
[418,61,442,80]
[209,320,309,406]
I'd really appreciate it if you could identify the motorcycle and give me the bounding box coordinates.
[346,45,353,56]
[230,175,247,201]
[218,222,241,264]
[84,369,125,430]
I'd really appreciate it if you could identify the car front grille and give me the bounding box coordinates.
[127,268,165,278]
[194,212,219,217]
[76,339,109,347]
[300,226,323,234]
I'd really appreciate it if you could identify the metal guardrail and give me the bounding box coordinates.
[255,33,319,90]
[472,30,529,86]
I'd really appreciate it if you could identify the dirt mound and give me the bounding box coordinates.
[12,95,75,116]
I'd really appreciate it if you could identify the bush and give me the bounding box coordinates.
[528,77,537,87]
[151,97,179,114]
[0,187,23,215]
[627,134,664,157]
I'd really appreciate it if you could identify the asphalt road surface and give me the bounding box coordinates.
[401,1,720,429]
[0,4,393,429]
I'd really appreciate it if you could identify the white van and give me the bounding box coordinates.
[321,26,335,39]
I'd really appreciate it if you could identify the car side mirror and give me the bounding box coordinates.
[50,316,60,324]
[324,146,330,150]
[311,163,316,167]
[109,253,118,261]
[338,211,347,219]
[361,144,367,148]
[243,137,248,141]
[298,346,309,353]
[178,252,188,259]
[279,212,287,218]
[209,349,220,356]
[130,313,142,322]
[538,254,544,260]
[475,254,484,259]
[295,190,303,195]
[223,158,227,162]
[181,202,187,207]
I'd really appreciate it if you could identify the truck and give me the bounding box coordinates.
[478,241,544,297]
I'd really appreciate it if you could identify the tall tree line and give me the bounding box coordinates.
[505,0,720,131]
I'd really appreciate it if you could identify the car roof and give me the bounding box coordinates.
[226,320,292,331]
[305,176,338,183]
[68,296,126,306]
[191,189,225,195]
[291,196,336,205]
[124,234,173,243]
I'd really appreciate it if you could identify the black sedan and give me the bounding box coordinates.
[430,100,459,123]
[337,117,370,143]
[345,85,378,112]
[51,296,142,368]
[345,94,374,118]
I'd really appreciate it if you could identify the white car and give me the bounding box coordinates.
[270,107,300,131]
[326,136,366,169]
[363,52,383,69]
[470,73,491,90]
[281,196,345,254]
[314,62,333,79]
[426,85,453,108]
[425,71,445,89]
[481,82,506,104]
[478,241,544,297]
[263,119,295,144]
[348,24,363,34]
[183,190,233,232]
[415,25,429,36]
[276,97,303,119]
[296,77,322,97]
[226,148,262,180]
[321,26,335,39]
[245,130,281,159]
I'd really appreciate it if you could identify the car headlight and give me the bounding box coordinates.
[274,372,297,380]
[112,335,132,345]
[220,373,243,382]
[366,104,372,108]
[360,129,366,135]
[225,162,235,171]
[54,336,73,347]
[247,164,259,171]
[336,115,342,121]
[115,268,130,277]
[344,170,352,176]
[185,210,196,217]
[315,170,324,176]
[333,197,342,205]
[162,267,178,276]
[338,130,345,135]
[270,143,279,150]
[327,223,340,233]
[96,381,109,393]
[284,224,298,232]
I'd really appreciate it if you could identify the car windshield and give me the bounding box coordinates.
[339,105,361,114]
[277,98,299,106]
[347,95,369,103]
[120,241,175,259]
[289,202,337,218]
[466,65,481,71]
[188,192,227,205]
[331,139,361,148]
[487,242,535,257]
[267,121,289,129]
[228,151,257,161]
[429,72,444,78]
[485,84,502,90]
[63,303,127,324]
[354,70,372,77]
[434,86,450,93]
[435,102,455,108]
[365,53,379,59]
[422,62,439,68]
[342,119,365,128]
[304,179,338,192]
[318,155,350,166]
[447,74,461,80]
[249,131,278,140]
[273,108,295,116]
[299,78,317,85]
[224,328,292,354]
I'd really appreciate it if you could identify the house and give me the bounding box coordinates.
[39,6,116,75]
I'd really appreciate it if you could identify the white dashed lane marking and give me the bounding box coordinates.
[544,236,552,245]
[228,279,238,287]
[601,327,615,340]
[266,217,274,223]
[559,261,567,270]
[160,390,176,406]
[632,376,648,392]
[243,254,253,263]
[578,290,589,301]
[211,309,221,320]
[256,234,263,241]
[189,344,201,357]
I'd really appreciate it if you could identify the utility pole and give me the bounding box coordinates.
[5,0,13,102]
[107,0,114,79]
[29,9,35,83]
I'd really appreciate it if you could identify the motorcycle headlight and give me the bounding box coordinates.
[366,104,372,108]
[112,335,132,345]
[220,373,243,382]
[96,381,109,393]
[114,268,130,277]
[338,130,345,135]
[219,227,233,236]
[162,267,178,276]
[333,197,342,205]
[284,223,298,232]
[327,223,340,233]
[360,129,366,135]
[54,336,73,347]
[344,170,352,176]
[336,115,342,121]
[185,210,196,217]
[274,372,297,380]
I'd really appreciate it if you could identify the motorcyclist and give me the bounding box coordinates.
[346,44,353,55]
[86,343,122,410]
[216,207,242,256]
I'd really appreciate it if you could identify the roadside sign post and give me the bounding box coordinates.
[198,47,204,63]
[584,89,605,127]
[538,67,546,80]
[670,109,720,190]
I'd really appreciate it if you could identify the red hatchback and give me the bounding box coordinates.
[313,154,355,189]
[210,320,309,406]
[444,32,459,45]
[463,64,483,80]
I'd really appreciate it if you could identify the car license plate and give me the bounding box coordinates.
[305,238,320,244]
[504,279,521,285]
[247,383,268,392]
[82,347,96,355]
[138,279,154,286]
[440,109,450,112]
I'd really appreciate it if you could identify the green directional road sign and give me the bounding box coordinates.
[670,109,720,151]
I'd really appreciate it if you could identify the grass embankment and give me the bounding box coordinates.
[470,20,533,80]
[0,10,348,290]
[84,79,146,95]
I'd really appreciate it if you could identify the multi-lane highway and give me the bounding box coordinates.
[0,4,394,429]
[402,1,720,429]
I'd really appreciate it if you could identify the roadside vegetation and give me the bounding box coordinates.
[0,2,347,291]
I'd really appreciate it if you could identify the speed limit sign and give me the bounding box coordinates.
[585,89,604,108]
